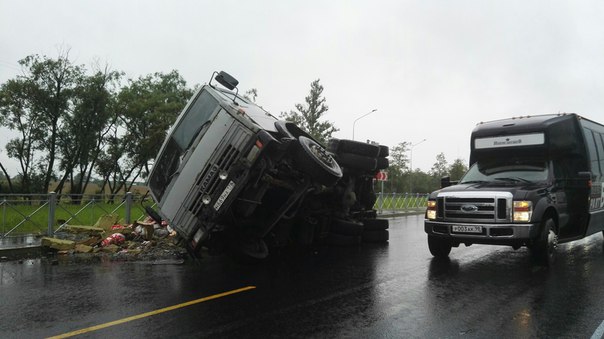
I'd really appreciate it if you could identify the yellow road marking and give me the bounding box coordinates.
[47,285,256,339]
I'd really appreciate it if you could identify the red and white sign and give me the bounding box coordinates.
[375,171,388,181]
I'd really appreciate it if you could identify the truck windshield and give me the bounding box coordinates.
[460,160,549,184]
[172,90,219,151]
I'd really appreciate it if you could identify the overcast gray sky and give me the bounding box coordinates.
[1,0,604,176]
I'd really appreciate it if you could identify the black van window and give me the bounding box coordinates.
[584,128,601,179]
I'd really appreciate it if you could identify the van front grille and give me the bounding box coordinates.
[438,192,512,223]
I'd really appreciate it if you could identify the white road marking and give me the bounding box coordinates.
[591,320,604,339]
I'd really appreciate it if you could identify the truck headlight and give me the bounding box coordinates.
[426,200,437,220]
[513,201,532,222]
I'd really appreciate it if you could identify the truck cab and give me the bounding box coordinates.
[425,113,604,264]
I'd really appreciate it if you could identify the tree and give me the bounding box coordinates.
[449,158,469,181]
[98,70,193,196]
[55,65,122,200]
[0,52,84,193]
[430,153,449,179]
[387,142,410,192]
[280,79,338,145]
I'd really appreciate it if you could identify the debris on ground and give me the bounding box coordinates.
[41,214,187,263]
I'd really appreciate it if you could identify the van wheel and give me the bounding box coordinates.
[295,136,343,186]
[428,235,452,258]
[531,218,558,265]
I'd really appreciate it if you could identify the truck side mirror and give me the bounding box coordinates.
[441,176,451,188]
[214,71,239,90]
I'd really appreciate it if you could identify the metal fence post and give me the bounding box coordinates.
[2,198,6,236]
[48,192,56,235]
[125,192,132,224]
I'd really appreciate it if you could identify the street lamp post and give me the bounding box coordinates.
[352,109,377,140]
[409,139,427,193]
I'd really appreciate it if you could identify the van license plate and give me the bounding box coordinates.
[452,225,482,233]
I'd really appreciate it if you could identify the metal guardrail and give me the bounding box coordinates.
[0,192,153,237]
[0,192,426,237]
[376,192,429,214]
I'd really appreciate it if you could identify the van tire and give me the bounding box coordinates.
[428,235,452,258]
[295,136,343,186]
[530,218,558,265]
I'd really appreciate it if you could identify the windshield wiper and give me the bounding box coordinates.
[494,177,531,183]
[187,120,212,149]
[461,180,487,184]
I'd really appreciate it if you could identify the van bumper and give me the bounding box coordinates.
[424,220,540,246]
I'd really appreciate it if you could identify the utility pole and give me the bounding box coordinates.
[409,139,427,193]
[352,109,377,140]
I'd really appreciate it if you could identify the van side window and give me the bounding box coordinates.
[597,133,604,178]
[584,128,601,180]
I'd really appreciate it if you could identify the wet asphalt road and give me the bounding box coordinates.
[2,214,604,338]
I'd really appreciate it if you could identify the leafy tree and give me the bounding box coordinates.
[449,158,469,181]
[280,79,338,145]
[387,142,410,192]
[55,65,122,200]
[244,88,258,102]
[98,70,193,196]
[0,52,84,193]
[430,152,449,179]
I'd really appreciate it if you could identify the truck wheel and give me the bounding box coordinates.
[295,136,343,186]
[377,145,389,157]
[330,218,364,236]
[333,139,380,157]
[336,153,377,171]
[327,233,362,246]
[428,235,452,258]
[237,237,269,260]
[362,218,389,231]
[530,218,558,265]
[376,157,389,170]
[362,230,389,243]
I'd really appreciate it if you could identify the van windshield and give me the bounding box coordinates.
[460,159,549,184]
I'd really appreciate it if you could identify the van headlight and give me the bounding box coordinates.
[513,201,532,222]
[426,200,437,220]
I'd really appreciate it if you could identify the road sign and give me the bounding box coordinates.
[375,171,388,181]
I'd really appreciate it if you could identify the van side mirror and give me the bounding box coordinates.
[441,176,451,188]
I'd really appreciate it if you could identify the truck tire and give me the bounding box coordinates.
[377,145,389,157]
[336,153,377,171]
[327,233,362,246]
[362,230,389,243]
[295,136,343,186]
[362,218,389,231]
[530,218,558,265]
[376,157,389,170]
[330,139,380,157]
[330,218,364,236]
[428,235,452,258]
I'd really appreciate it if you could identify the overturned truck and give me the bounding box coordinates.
[146,71,389,259]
